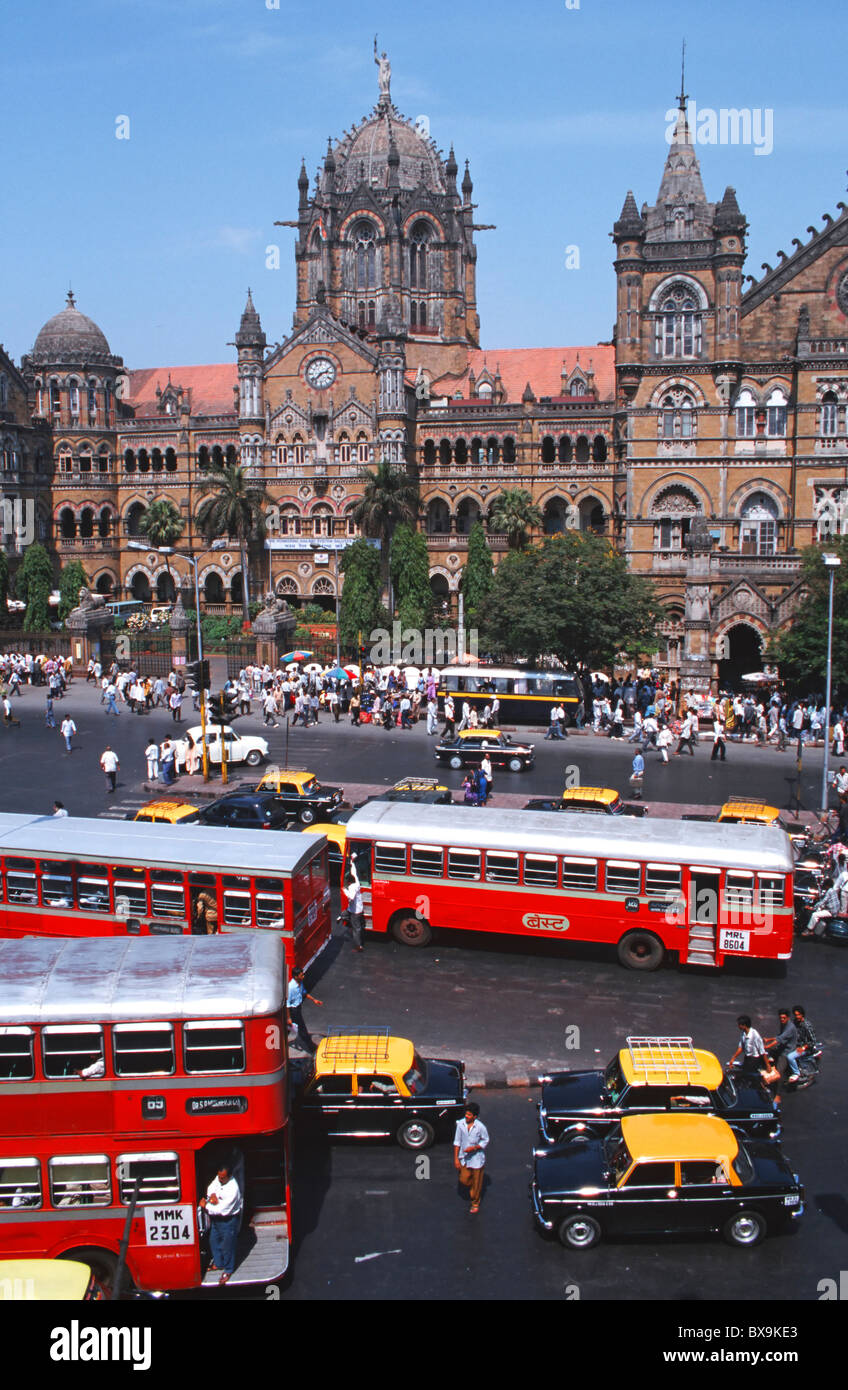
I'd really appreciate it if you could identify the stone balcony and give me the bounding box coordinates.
[56,536,119,552]
[425,532,511,551]
[715,552,802,577]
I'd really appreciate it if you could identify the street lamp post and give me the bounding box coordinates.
[821,552,841,814]
[311,541,342,667]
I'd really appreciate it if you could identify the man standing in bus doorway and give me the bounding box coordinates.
[200,1163,243,1285]
[342,868,365,951]
[287,969,323,1053]
[454,1101,489,1214]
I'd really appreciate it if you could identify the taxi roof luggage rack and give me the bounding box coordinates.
[322,1028,392,1064]
[626,1036,699,1080]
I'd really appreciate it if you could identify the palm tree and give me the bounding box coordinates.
[140,499,185,597]
[195,460,272,623]
[488,487,543,550]
[352,460,419,612]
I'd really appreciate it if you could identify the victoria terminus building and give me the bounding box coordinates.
[3,53,848,686]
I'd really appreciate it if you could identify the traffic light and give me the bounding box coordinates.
[207,692,225,725]
[221,689,239,722]
[358,643,367,668]
[186,659,210,692]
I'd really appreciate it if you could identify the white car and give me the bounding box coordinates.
[173,724,269,769]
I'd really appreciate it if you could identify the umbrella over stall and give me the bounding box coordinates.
[281,650,314,664]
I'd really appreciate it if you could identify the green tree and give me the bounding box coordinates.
[339,538,385,649]
[478,531,660,667]
[58,560,89,621]
[196,460,271,623]
[768,536,848,692]
[460,521,494,625]
[352,460,419,610]
[488,487,543,550]
[390,523,433,632]
[17,542,54,632]
[139,498,185,589]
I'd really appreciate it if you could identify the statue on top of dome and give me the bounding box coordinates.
[374,36,391,106]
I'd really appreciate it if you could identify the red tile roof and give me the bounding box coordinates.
[431,346,616,403]
[126,365,237,418]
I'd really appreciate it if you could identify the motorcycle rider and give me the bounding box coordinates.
[786,1005,819,1087]
[802,876,842,937]
[763,1009,800,1081]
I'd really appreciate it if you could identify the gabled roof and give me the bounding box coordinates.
[432,346,615,403]
[126,365,237,417]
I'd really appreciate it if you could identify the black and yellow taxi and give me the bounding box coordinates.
[523,785,647,817]
[531,1112,803,1250]
[0,1258,105,1300]
[254,767,343,823]
[717,797,782,826]
[371,776,453,805]
[294,1031,467,1150]
[129,799,200,825]
[538,1037,779,1144]
[434,729,535,773]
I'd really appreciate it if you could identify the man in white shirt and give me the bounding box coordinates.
[77,1055,105,1079]
[145,740,160,780]
[100,746,119,793]
[61,716,76,753]
[454,1102,489,1214]
[343,869,365,951]
[200,1164,243,1284]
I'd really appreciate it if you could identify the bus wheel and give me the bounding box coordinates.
[617,930,664,971]
[397,1119,435,1150]
[60,1247,120,1295]
[390,913,433,947]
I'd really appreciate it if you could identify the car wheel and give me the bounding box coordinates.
[299,807,315,824]
[397,1119,435,1150]
[557,1214,602,1250]
[722,1210,767,1248]
[617,930,664,971]
[245,750,262,767]
[449,755,463,770]
[558,1124,595,1144]
[508,757,523,773]
[390,912,433,947]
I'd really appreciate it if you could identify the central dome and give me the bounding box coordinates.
[333,106,447,196]
[31,292,112,363]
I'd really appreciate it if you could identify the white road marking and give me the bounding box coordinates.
[354,1249,402,1263]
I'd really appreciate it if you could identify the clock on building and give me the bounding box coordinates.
[305,357,337,389]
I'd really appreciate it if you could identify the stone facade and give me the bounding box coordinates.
[5,66,848,687]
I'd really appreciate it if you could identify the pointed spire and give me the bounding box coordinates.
[236,288,266,350]
[715,185,746,232]
[656,80,706,209]
[298,157,309,211]
[446,144,458,182]
[614,189,644,237]
[462,159,473,199]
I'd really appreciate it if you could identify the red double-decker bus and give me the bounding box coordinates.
[0,813,330,973]
[343,804,795,970]
[0,934,290,1293]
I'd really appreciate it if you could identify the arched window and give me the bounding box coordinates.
[311,505,332,538]
[68,380,80,418]
[766,388,788,438]
[426,498,450,534]
[291,435,305,466]
[409,222,430,289]
[541,436,556,464]
[151,448,163,472]
[197,445,210,471]
[356,433,370,464]
[454,438,468,467]
[456,497,482,534]
[280,507,301,537]
[57,448,72,474]
[79,508,94,539]
[59,508,76,539]
[740,492,778,556]
[651,485,701,550]
[502,437,516,465]
[203,572,225,604]
[486,437,499,464]
[575,435,590,463]
[655,283,703,358]
[820,391,840,437]
[125,503,146,538]
[50,380,61,416]
[477,381,493,399]
[439,438,451,468]
[338,433,352,465]
[353,221,377,290]
[98,448,110,474]
[543,498,567,534]
[344,504,359,537]
[87,380,98,421]
[558,435,572,464]
[659,390,697,440]
[165,448,177,472]
[422,439,436,467]
[78,450,92,474]
[98,509,111,538]
[735,389,757,438]
[569,378,586,397]
[138,449,150,473]
[592,435,608,462]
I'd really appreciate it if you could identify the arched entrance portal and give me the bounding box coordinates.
[717,623,763,692]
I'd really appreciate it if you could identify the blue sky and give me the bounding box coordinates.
[2,0,846,368]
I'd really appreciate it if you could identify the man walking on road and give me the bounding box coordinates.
[729,1015,766,1078]
[286,968,323,1053]
[454,1101,489,1214]
[145,739,160,781]
[60,715,76,753]
[104,682,120,716]
[710,717,726,762]
[100,746,119,793]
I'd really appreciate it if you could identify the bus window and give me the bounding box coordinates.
[523,854,558,888]
[561,858,598,891]
[553,678,579,699]
[485,851,520,884]
[410,844,444,878]
[40,862,75,907]
[372,842,404,878]
[5,859,37,905]
[0,1158,42,1208]
[725,872,755,908]
[114,876,148,917]
[758,875,785,909]
[117,1153,181,1205]
[148,876,185,920]
[183,1021,245,1074]
[222,884,252,928]
[513,678,528,694]
[0,1027,34,1079]
[254,878,286,929]
[644,864,682,898]
[447,848,481,881]
[49,1156,111,1208]
[112,1024,175,1077]
[605,861,642,895]
[77,867,111,913]
[42,1025,104,1079]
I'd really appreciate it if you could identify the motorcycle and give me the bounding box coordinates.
[786,1046,823,1092]
[793,870,848,944]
